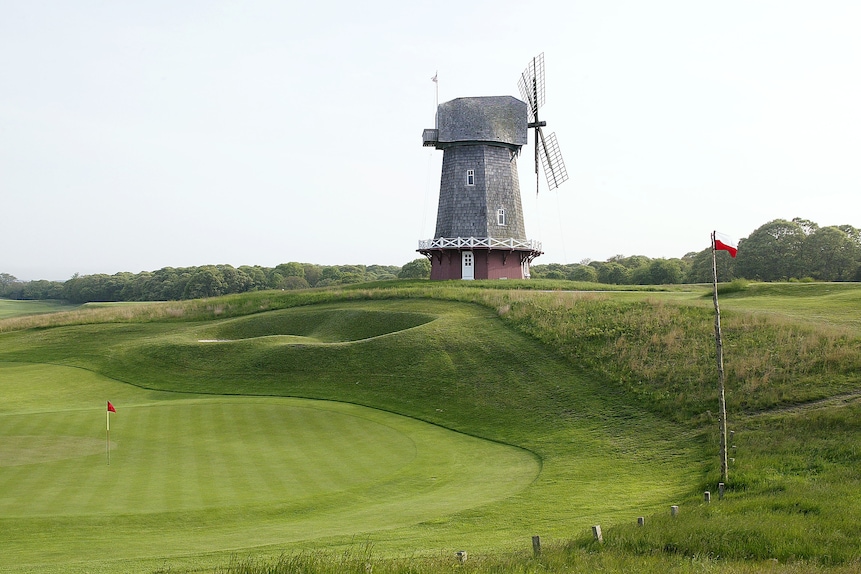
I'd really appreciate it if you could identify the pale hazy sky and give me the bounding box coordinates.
[2,1,859,280]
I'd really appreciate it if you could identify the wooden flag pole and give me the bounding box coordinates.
[106,404,111,466]
[711,231,729,484]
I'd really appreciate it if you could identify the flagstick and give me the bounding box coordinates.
[711,231,729,484]
[106,408,111,466]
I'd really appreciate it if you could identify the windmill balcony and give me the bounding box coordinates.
[418,236,542,252]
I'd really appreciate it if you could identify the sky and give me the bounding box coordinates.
[2,1,860,281]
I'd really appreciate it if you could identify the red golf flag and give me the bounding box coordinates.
[107,401,116,413]
[713,231,738,258]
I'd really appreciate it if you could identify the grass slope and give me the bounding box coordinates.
[0,298,78,319]
[1,281,860,572]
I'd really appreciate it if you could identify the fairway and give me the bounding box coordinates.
[0,299,78,319]
[0,363,538,573]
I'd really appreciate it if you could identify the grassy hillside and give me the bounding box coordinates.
[1,281,860,572]
[0,298,78,319]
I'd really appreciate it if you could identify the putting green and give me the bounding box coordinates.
[0,363,539,572]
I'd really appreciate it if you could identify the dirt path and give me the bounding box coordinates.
[745,390,861,418]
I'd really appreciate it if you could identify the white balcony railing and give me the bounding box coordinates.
[418,237,542,252]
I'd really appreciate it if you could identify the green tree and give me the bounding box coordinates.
[303,264,323,287]
[148,267,192,300]
[608,254,650,269]
[398,258,431,279]
[685,248,736,283]
[320,267,343,283]
[182,266,226,299]
[238,266,269,291]
[120,272,152,301]
[281,276,310,290]
[590,261,631,284]
[20,280,65,300]
[217,265,253,294]
[367,265,399,280]
[802,226,861,281]
[643,259,684,284]
[735,219,806,281]
[275,262,305,278]
[568,264,598,282]
[837,224,861,246]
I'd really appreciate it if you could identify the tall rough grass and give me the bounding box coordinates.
[218,541,859,574]
[484,290,861,421]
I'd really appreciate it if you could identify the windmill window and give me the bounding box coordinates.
[497,209,506,226]
[466,170,475,186]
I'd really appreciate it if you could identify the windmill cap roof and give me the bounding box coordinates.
[435,96,528,147]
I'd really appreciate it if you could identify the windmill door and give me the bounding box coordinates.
[461,251,475,280]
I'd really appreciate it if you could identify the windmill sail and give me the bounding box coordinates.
[518,52,567,194]
[537,131,568,190]
[517,53,545,122]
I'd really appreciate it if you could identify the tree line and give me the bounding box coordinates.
[0,262,415,303]
[530,218,861,284]
[2,218,859,303]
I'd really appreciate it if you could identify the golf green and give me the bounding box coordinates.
[0,362,539,572]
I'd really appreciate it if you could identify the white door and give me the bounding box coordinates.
[461,251,475,280]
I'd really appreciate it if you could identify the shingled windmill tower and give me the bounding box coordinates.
[418,53,567,280]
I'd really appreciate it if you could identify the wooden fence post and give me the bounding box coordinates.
[592,525,603,543]
[532,535,541,556]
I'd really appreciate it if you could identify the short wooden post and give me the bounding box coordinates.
[532,535,541,556]
[592,525,603,543]
[704,491,711,503]
[637,516,645,526]
[671,505,680,516]
[719,482,725,499]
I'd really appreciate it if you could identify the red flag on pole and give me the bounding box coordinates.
[106,401,116,465]
[713,231,738,258]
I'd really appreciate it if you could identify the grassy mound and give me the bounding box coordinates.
[198,307,435,342]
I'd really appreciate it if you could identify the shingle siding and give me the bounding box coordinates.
[434,145,527,240]
[436,96,528,147]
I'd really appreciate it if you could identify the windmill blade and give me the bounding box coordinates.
[537,128,569,191]
[517,52,545,122]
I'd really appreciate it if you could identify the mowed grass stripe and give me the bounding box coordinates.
[122,402,159,510]
[190,401,221,507]
[272,405,325,497]
[256,403,296,496]
[0,397,460,517]
[216,401,260,499]
[2,403,120,514]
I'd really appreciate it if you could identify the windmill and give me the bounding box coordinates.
[418,53,566,280]
[517,53,569,195]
